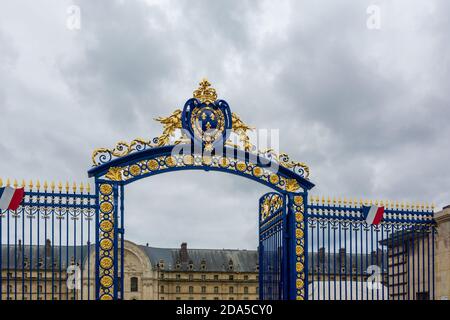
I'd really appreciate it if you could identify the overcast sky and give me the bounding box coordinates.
[0,0,449,250]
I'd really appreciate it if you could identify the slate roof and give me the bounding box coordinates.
[140,245,259,273]
[0,244,93,269]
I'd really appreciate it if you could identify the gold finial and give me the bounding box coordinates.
[431,203,435,210]
[80,182,84,192]
[72,182,77,193]
[58,181,63,192]
[36,180,41,190]
[65,181,70,193]
[28,180,33,189]
[327,196,331,205]
[343,197,347,205]
[13,179,18,188]
[50,181,55,192]
[338,197,342,204]
[332,197,336,205]
[0,178,3,187]
[193,78,217,105]
[87,183,91,193]
[6,178,10,186]
[43,180,48,190]
[21,179,25,188]
[321,196,325,205]
[425,202,430,210]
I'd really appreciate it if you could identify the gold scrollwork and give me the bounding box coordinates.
[100,294,113,300]
[92,138,153,166]
[100,202,113,214]
[285,179,300,192]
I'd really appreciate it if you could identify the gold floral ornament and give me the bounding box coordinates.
[193,78,217,105]
[154,109,183,147]
[105,167,123,181]
[227,113,255,152]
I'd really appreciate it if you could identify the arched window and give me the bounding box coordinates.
[130,277,138,292]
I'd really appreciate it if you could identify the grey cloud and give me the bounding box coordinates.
[0,0,449,249]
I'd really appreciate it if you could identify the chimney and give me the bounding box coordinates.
[180,242,188,263]
[339,248,346,265]
[45,239,51,257]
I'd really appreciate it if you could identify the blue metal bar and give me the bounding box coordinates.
[432,226,435,299]
[29,206,33,300]
[22,207,25,300]
[14,209,17,300]
[344,221,347,300]
[412,225,415,299]
[120,184,125,300]
[7,210,10,300]
[0,210,2,301]
[327,219,330,300]
[350,222,353,300]
[335,218,342,300]
[37,202,40,300]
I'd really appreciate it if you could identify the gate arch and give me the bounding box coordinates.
[88,79,314,300]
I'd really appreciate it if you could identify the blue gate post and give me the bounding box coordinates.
[287,192,308,300]
[95,179,119,300]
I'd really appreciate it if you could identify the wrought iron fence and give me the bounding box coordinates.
[0,179,96,300]
[305,196,436,300]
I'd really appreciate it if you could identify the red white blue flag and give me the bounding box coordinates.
[0,186,25,211]
[361,205,384,225]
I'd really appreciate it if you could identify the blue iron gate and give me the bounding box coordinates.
[305,197,436,300]
[259,192,286,300]
[0,180,96,300]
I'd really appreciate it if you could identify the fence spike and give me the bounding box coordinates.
[72,182,77,193]
[51,181,56,191]
[43,180,48,190]
[65,181,69,193]
[28,180,33,189]
[80,182,84,192]
[338,197,342,204]
[13,179,18,188]
[0,178,3,187]
[321,196,325,205]
[425,202,430,210]
[343,197,347,205]
[58,181,63,192]
[431,203,435,210]
[21,179,26,188]
[87,183,91,193]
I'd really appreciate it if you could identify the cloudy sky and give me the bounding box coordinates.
[0,0,449,250]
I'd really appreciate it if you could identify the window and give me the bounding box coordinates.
[214,286,219,294]
[176,286,180,293]
[160,297,165,300]
[201,274,206,281]
[176,297,181,300]
[130,277,138,292]
[176,274,181,280]
[160,286,165,293]
[214,297,219,300]
[229,275,234,281]
[24,286,28,293]
[189,274,194,281]
[229,287,234,294]
[416,292,429,300]
[189,286,194,294]
[214,275,219,281]
[38,285,43,293]
[160,273,165,279]
[201,286,206,294]
[244,286,248,294]
[244,275,249,281]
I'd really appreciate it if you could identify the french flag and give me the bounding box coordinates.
[361,205,384,225]
[0,186,25,211]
